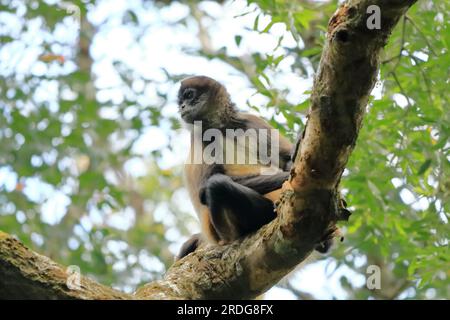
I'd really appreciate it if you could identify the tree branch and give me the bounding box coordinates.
[0,0,416,299]
[0,231,129,299]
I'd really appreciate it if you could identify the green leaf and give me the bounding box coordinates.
[417,159,432,175]
[234,35,242,47]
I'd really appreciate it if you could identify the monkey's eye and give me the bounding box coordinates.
[183,89,195,100]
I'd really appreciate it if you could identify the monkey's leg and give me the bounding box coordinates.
[200,174,276,243]
[230,171,290,195]
[177,233,203,260]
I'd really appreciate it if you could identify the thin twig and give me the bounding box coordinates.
[404,15,437,56]
[382,16,407,69]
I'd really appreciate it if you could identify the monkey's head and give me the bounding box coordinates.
[178,76,235,128]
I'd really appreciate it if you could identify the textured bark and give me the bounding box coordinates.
[0,0,416,299]
[0,232,129,299]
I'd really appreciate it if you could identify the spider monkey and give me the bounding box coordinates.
[177,76,333,259]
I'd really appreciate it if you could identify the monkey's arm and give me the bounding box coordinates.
[230,172,290,195]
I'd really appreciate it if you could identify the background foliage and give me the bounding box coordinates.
[0,0,448,299]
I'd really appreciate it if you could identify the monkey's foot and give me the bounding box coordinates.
[336,196,352,222]
[176,233,203,261]
[315,226,343,253]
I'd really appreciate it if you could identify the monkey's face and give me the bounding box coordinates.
[177,86,209,124]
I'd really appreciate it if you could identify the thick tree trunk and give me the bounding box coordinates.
[0,0,416,300]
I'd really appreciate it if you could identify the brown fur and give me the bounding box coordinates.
[180,76,292,244]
